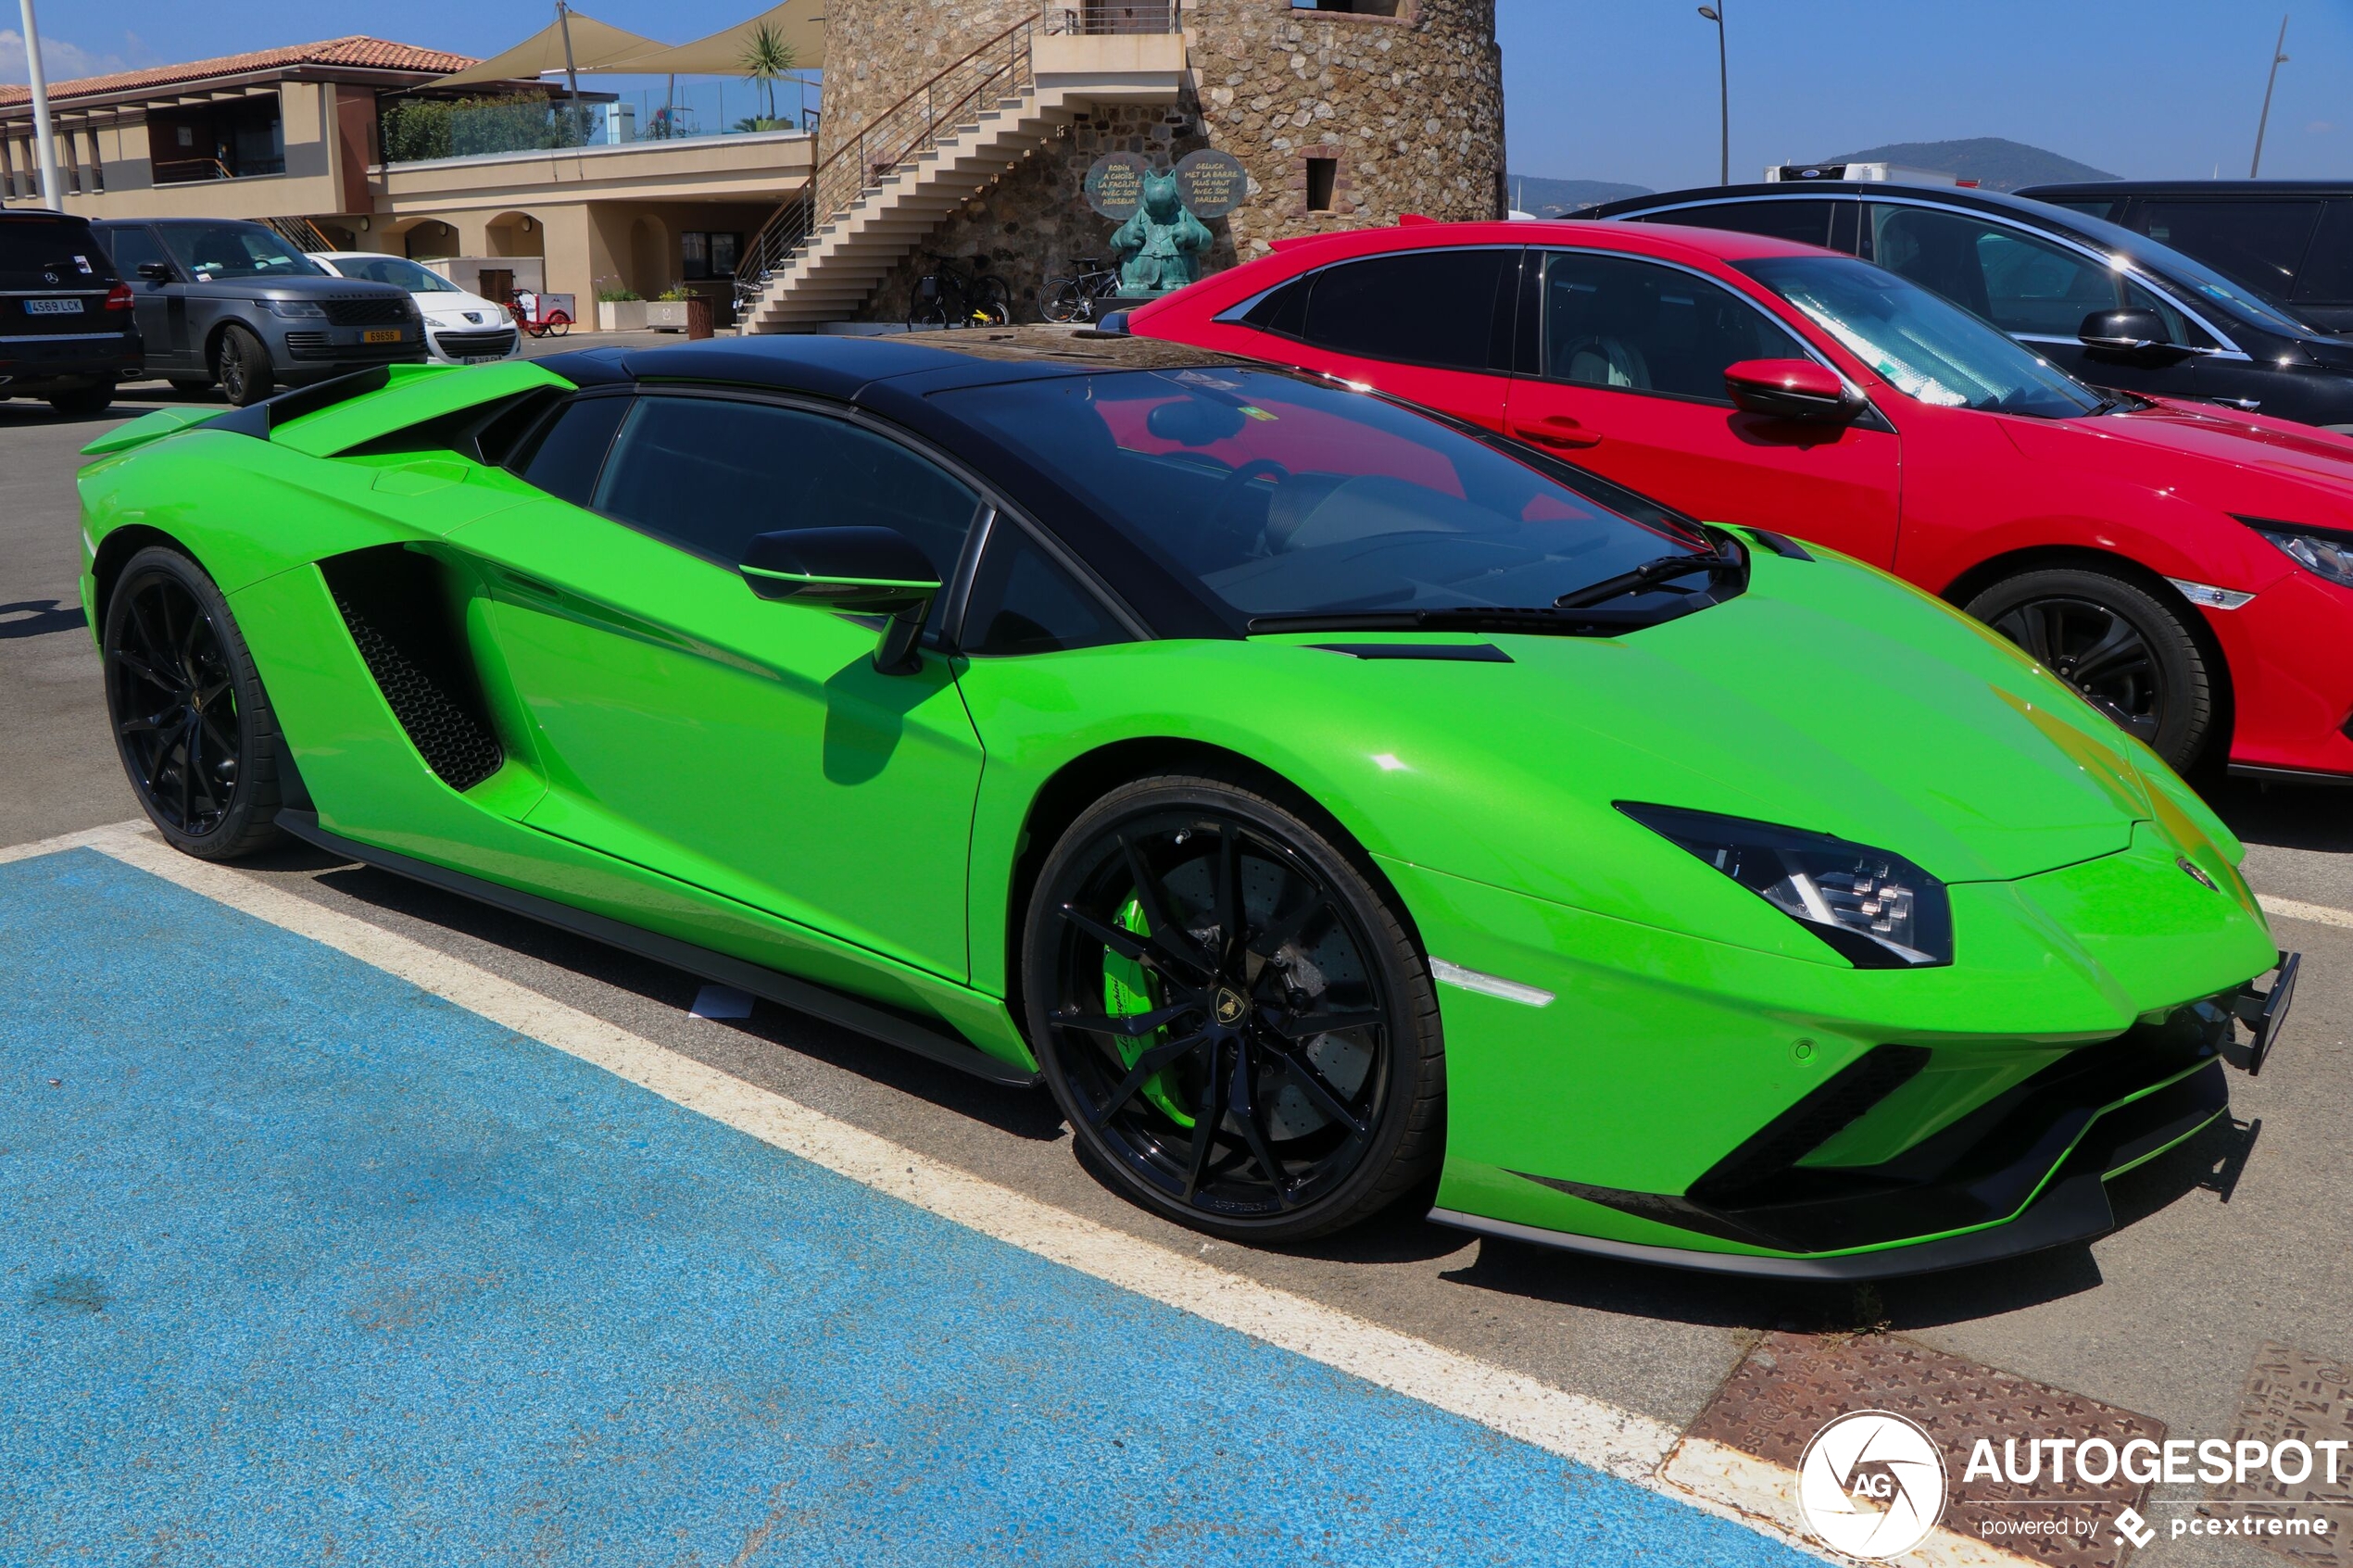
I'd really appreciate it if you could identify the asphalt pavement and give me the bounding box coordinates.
[5,362,2349,1566]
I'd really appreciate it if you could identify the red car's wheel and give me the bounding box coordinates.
[1969,567,2213,772]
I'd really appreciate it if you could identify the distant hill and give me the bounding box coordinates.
[1509,175,1653,217]
[1822,138,2118,193]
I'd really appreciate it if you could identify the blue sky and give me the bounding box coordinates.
[7,1,2349,190]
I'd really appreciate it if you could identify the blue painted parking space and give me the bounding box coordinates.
[1,847,1808,1566]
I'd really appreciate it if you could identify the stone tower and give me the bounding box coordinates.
[813,0,1505,320]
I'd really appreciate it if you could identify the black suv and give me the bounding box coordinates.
[1,208,141,416]
[1589,182,2353,433]
[2018,181,2353,334]
[93,218,424,406]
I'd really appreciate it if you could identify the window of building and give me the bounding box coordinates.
[1540,250,1808,401]
[594,395,980,572]
[147,92,285,184]
[1291,0,1404,15]
[1297,248,1511,371]
[681,231,745,280]
[1304,157,1337,213]
[962,522,1123,657]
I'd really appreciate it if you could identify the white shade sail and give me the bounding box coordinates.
[427,11,671,89]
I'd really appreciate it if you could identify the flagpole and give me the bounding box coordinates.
[18,0,64,208]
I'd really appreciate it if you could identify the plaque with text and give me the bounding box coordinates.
[1082,152,1152,220]
[1174,148,1249,220]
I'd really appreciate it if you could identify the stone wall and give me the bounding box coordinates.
[819,0,1504,323]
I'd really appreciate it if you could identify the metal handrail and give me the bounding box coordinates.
[735,13,1042,320]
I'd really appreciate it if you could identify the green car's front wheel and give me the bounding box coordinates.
[1026,774,1444,1242]
[102,546,286,860]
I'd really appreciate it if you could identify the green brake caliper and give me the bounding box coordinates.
[1105,895,1195,1128]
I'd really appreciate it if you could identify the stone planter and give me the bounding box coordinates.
[646,300,692,332]
[597,299,648,332]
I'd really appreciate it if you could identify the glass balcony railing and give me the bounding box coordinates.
[381,83,817,166]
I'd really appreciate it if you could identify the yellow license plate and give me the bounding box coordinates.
[363,328,401,344]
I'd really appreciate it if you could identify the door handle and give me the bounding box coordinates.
[1511,417,1602,450]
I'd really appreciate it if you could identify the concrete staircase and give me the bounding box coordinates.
[739,32,1187,333]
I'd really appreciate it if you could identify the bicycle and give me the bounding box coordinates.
[1039,257,1122,323]
[908,252,1012,329]
[508,291,572,338]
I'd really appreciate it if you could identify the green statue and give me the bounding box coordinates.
[1110,169,1214,297]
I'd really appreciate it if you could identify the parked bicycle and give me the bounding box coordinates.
[1038,257,1122,323]
[908,252,1012,329]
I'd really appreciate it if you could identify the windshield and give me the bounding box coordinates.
[326,254,461,293]
[158,223,326,282]
[1739,256,2107,418]
[940,368,1716,628]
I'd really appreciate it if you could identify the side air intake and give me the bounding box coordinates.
[320,546,505,792]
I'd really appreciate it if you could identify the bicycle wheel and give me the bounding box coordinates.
[908,276,948,329]
[1040,278,1087,324]
[972,274,1013,327]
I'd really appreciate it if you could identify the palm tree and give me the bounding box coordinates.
[737,21,797,128]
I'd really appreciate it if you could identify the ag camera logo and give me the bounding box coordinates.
[1797,1410,1949,1559]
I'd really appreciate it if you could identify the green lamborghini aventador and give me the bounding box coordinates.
[76,331,2297,1277]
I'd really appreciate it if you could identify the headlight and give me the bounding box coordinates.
[1618,803,1954,968]
[2238,516,2353,588]
[263,298,327,319]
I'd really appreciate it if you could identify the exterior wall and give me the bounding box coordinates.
[823,0,1504,321]
[2,82,345,220]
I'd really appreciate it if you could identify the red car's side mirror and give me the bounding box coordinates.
[1723,358,1861,423]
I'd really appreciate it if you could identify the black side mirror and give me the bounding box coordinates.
[740,525,943,674]
[2079,307,2173,354]
[136,261,173,283]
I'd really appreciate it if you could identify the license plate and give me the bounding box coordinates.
[25,298,82,315]
[461,355,503,365]
[363,328,401,344]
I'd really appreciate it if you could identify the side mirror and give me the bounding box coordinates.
[136,261,173,283]
[2079,307,2172,354]
[739,525,942,675]
[1723,358,1861,422]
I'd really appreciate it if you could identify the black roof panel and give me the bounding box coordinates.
[597,326,1252,400]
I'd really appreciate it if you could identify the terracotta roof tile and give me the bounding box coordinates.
[0,36,478,108]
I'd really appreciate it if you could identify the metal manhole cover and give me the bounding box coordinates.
[2204,1343,2353,1567]
[1680,1331,2162,1567]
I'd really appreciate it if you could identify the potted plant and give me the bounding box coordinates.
[595,278,646,332]
[737,21,797,131]
[648,285,695,332]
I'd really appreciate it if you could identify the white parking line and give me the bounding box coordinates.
[2259,892,2353,933]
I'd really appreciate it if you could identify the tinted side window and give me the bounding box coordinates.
[2143,199,2322,303]
[1868,205,2118,335]
[512,394,630,509]
[1300,250,1508,371]
[595,395,979,572]
[962,522,1122,657]
[1539,250,1807,401]
[1242,274,1309,337]
[2293,201,2353,306]
[2036,197,2124,224]
[1647,199,1837,250]
[98,225,168,278]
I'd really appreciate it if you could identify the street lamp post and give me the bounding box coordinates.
[17,0,64,209]
[2250,13,2289,178]
[1697,5,1728,186]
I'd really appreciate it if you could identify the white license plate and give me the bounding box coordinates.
[24,297,82,315]
[461,354,504,365]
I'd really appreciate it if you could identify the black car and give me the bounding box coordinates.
[2018,181,2353,334]
[1588,182,2353,433]
[1,208,142,416]
[92,218,425,407]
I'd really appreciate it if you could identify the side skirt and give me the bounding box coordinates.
[274,809,1041,1091]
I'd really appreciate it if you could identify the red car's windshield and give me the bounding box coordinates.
[941,367,1714,624]
[1739,256,2109,419]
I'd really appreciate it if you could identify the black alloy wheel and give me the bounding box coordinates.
[213,323,274,408]
[1026,774,1443,1242]
[102,546,285,859]
[1968,567,2212,772]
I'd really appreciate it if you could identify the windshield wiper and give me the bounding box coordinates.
[1552,546,1744,610]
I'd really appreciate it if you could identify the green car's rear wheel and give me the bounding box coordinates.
[102,546,285,859]
[1026,774,1443,1242]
